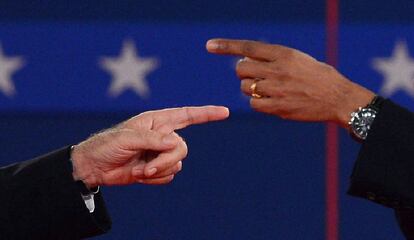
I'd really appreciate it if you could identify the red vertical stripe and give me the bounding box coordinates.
[326,123,339,240]
[326,0,339,240]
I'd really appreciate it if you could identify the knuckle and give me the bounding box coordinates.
[215,40,229,51]
[241,41,256,55]
[182,107,195,125]
[136,111,150,120]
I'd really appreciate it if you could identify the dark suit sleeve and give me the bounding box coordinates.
[347,100,414,238]
[0,146,112,239]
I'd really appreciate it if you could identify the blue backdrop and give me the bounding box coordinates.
[0,1,413,239]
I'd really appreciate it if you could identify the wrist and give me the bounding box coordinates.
[334,81,375,129]
[71,145,99,189]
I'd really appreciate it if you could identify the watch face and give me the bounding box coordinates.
[350,108,377,140]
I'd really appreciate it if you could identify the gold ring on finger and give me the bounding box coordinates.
[250,81,262,98]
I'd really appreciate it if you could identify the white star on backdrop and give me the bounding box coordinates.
[0,43,25,97]
[372,40,414,98]
[99,39,159,98]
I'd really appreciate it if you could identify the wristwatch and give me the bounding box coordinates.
[348,96,385,141]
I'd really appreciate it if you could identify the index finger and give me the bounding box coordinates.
[206,38,283,61]
[151,106,230,133]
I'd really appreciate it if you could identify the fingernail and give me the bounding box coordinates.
[137,179,144,184]
[146,168,157,176]
[222,107,230,117]
[163,134,176,145]
[207,40,219,50]
[178,161,183,171]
